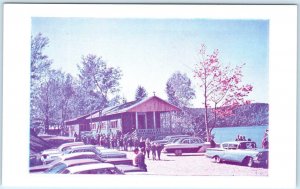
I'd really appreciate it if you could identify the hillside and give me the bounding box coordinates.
[185,103,269,128]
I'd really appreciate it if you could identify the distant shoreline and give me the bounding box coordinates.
[214,125,268,129]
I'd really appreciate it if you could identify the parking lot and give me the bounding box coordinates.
[124,151,268,176]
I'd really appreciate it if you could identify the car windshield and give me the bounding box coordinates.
[44,163,67,173]
[171,138,182,143]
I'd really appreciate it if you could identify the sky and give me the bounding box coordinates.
[31,18,269,107]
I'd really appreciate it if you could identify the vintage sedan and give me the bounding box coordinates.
[61,163,124,174]
[163,137,204,156]
[40,142,85,164]
[152,135,190,146]
[205,141,268,167]
[64,145,127,158]
[30,152,102,173]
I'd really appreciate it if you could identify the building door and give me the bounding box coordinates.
[138,114,146,129]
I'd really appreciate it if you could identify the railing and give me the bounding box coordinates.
[136,128,171,136]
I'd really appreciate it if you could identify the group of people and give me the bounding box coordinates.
[132,138,165,172]
[235,128,269,149]
[74,132,158,152]
[235,134,251,142]
[144,138,164,160]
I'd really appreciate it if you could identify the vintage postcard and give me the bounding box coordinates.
[2,4,297,189]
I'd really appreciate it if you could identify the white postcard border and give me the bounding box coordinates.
[3,4,297,188]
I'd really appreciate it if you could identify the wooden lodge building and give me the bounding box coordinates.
[65,95,181,139]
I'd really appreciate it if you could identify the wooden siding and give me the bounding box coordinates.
[155,112,161,128]
[126,96,180,112]
[121,112,135,134]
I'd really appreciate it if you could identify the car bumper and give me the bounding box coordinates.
[253,157,268,166]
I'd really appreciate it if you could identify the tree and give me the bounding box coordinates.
[135,85,148,101]
[60,73,76,128]
[210,64,252,130]
[36,70,66,132]
[166,71,195,108]
[30,33,52,129]
[77,54,122,113]
[31,33,52,84]
[165,72,196,135]
[194,44,252,141]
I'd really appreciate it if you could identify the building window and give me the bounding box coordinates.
[110,120,118,129]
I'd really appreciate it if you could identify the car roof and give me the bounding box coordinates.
[61,158,100,166]
[164,135,189,139]
[61,152,97,160]
[66,163,115,173]
[222,141,255,145]
[42,149,60,155]
[58,142,85,151]
[176,137,204,141]
[66,145,95,150]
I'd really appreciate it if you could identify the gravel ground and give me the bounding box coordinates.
[124,151,268,176]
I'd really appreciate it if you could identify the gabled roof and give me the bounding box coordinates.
[87,96,181,118]
[65,110,99,125]
[66,95,181,125]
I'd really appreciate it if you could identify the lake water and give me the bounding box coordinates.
[212,125,268,146]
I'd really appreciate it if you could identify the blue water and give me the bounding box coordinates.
[212,125,268,146]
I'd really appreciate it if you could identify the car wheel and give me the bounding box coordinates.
[213,156,221,163]
[246,157,254,167]
[174,149,182,156]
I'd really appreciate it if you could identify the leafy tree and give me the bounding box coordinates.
[166,71,195,108]
[31,33,52,84]
[135,85,148,101]
[77,54,122,113]
[194,44,253,141]
[30,33,52,129]
[35,70,66,132]
[165,72,196,135]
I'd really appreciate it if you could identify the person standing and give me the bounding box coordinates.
[145,138,151,159]
[262,129,269,149]
[155,143,164,160]
[133,148,147,172]
[73,132,78,142]
[128,137,133,151]
[139,137,146,149]
[150,142,157,160]
[134,137,139,149]
[210,137,216,148]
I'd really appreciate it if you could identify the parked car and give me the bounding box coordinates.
[40,142,85,164]
[205,141,268,167]
[57,142,85,152]
[163,137,204,156]
[44,158,101,174]
[30,151,132,173]
[152,135,190,146]
[164,135,190,141]
[64,145,127,158]
[40,149,62,164]
[30,152,101,173]
[95,147,127,158]
[61,163,124,174]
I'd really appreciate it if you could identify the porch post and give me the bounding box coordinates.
[153,112,156,129]
[145,113,147,129]
[135,112,139,130]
